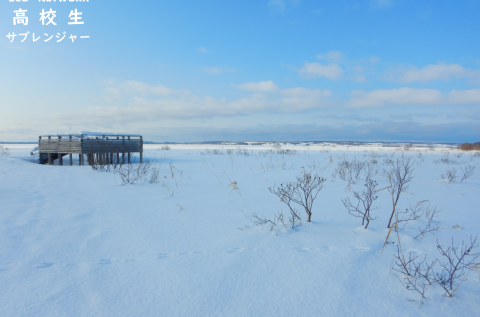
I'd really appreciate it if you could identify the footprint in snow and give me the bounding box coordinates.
[349,246,370,252]
[36,262,54,269]
[157,253,173,259]
[227,247,257,253]
[294,247,328,252]
[98,259,113,265]
[227,247,246,253]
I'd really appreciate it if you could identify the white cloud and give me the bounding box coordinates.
[369,57,380,65]
[399,63,480,83]
[317,51,344,62]
[268,0,300,13]
[372,0,393,8]
[201,67,237,75]
[298,51,378,82]
[281,87,331,98]
[105,80,189,97]
[197,47,209,53]
[268,0,286,12]
[90,80,334,123]
[448,88,480,104]
[232,80,331,100]
[349,87,480,108]
[298,62,343,80]
[232,80,279,93]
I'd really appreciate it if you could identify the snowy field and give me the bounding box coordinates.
[1,143,479,316]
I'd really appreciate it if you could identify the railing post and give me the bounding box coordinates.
[38,136,41,164]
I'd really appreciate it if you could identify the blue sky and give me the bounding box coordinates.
[1,0,479,142]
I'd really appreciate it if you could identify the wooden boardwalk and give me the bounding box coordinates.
[38,133,143,165]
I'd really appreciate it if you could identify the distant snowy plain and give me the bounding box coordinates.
[0,143,479,316]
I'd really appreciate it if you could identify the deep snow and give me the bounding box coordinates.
[0,144,479,316]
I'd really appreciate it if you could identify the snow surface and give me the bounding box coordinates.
[1,144,479,316]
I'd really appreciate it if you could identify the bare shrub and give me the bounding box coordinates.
[415,205,442,239]
[88,152,120,172]
[269,172,326,222]
[235,148,251,156]
[212,149,224,155]
[383,158,394,166]
[148,163,161,184]
[276,149,297,155]
[395,201,442,239]
[342,179,379,229]
[265,156,287,170]
[416,152,424,164]
[364,163,378,180]
[436,153,458,165]
[392,236,479,299]
[384,155,415,228]
[272,143,282,150]
[251,208,301,231]
[332,159,351,180]
[435,237,480,297]
[160,145,171,150]
[0,145,10,156]
[114,160,151,184]
[392,247,437,298]
[350,159,365,180]
[441,168,457,183]
[396,202,426,228]
[403,144,413,151]
[226,149,234,155]
[459,165,475,182]
[370,151,380,159]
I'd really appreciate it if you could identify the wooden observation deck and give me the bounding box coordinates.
[38,133,143,165]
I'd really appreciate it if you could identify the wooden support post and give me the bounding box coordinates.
[48,136,51,165]
[79,154,83,166]
[122,136,125,164]
[38,136,41,164]
[69,136,73,165]
[140,136,143,163]
[128,136,131,163]
[57,136,62,166]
